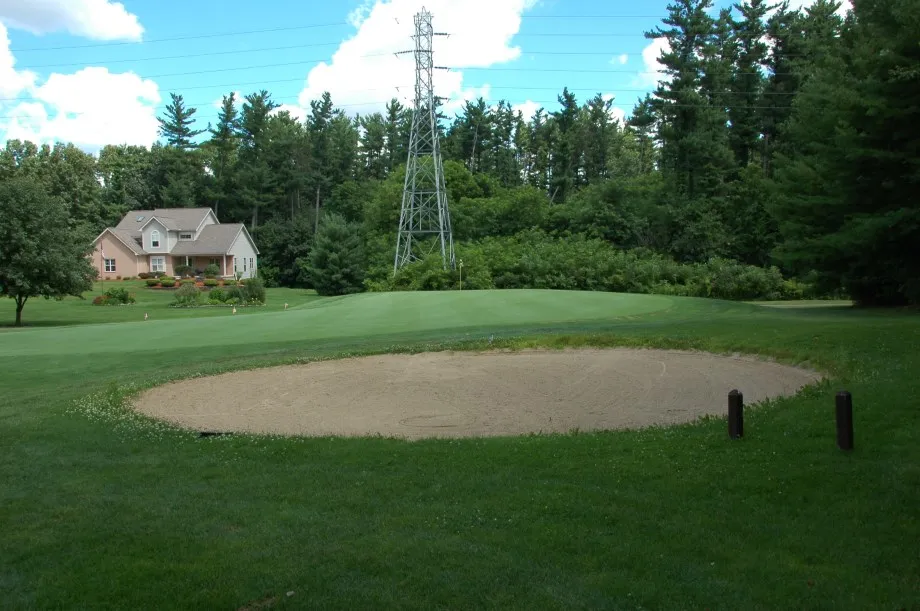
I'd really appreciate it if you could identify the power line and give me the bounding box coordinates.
[9,14,670,52]
[18,41,345,70]
[9,22,351,52]
[16,45,663,72]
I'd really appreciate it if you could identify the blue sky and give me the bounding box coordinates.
[0,0,834,152]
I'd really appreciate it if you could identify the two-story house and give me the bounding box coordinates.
[92,208,260,279]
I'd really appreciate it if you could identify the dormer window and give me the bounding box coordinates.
[151,230,160,248]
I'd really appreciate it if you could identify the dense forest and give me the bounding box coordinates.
[1,0,917,305]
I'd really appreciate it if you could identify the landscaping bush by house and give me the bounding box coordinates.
[169,277,265,308]
[171,282,203,306]
[203,279,219,287]
[92,288,136,306]
[203,264,220,278]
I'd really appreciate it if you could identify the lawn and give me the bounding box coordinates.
[0,280,323,328]
[0,289,917,609]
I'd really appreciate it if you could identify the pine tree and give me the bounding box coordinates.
[647,0,734,199]
[204,92,241,218]
[729,0,771,168]
[771,0,919,304]
[580,93,617,185]
[238,90,279,228]
[301,213,365,296]
[548,87,581,202]
[157,93,205,149]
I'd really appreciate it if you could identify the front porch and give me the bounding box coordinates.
[171,255,235,278]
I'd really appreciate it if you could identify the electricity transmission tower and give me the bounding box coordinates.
[394,7,455,273]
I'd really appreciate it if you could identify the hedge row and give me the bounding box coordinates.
[366,230,811,301]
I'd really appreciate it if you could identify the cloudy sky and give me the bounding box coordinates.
[0,0,849,152]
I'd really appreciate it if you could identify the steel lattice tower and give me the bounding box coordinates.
[394,7,455,273]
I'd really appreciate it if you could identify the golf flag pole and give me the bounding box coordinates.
[100,246,106,291]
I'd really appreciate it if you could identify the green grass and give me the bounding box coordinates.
[0,289,917,609]
[0,280,323,328]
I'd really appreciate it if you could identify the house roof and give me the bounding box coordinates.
[110,229,146,255]
[169,224,250,255]
[116,208,214,232]
[93,228,146,255]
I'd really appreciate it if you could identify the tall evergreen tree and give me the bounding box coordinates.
[157,93,205,149]
[204,92,241,218]
[548,87,581,202]
[729,0,772,168]
[647,0,734,199]
[580,93,617,185]
[238,90,279,228]
[771,0,919,305]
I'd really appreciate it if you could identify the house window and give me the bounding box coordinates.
[209,258,219,266]
[180,233,193,240]
[250,258,254,271]
[151,256,165,273]
[243,258,247,272]
[151,230,161,248]
[104,259,116,273]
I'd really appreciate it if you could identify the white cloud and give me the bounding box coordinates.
[635,37,671,88]
[271,103,308,123]
[601,93,627,125]
[782,0,851,16]
[512,100,541,122]
[0,22,35,98]
[0,0,143,41]
[295,0,536,117]
[212,91,243,111]
[2,65,160,151]
[611,53,629,65]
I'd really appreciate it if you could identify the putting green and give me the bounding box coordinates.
[0,290,675,357]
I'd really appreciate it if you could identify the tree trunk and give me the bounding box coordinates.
[14,296,27,327]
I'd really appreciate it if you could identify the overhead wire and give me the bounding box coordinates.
[1,12,806,130]
[8,14,670,52]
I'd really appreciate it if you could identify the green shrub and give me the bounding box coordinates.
[203,278,219,287]
[174,264,193,278]
[203,264,220,278]
[180,279,195,285]
[207,298,223,305]
[209,288,226,302]
[224,286,243,302]
[145,278,160,287]
[241,277,266,304]
[301,213,365,296]
[367,231,794,301]
[93,288,136,305]
[172,282,202,306]
[105,288,135,304]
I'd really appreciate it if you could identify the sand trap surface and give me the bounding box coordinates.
[134,349,821,439]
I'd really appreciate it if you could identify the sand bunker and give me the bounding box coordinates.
[134,349,821,439]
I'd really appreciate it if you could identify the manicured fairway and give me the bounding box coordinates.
[0,288,673,356]
[0,290,917,609]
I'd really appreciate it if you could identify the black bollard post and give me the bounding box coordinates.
[728,389,744,439]
[835,391,854,451]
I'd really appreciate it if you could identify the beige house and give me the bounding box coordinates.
[92,208,260,280]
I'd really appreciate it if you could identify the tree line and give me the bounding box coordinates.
[2,0,917,310]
